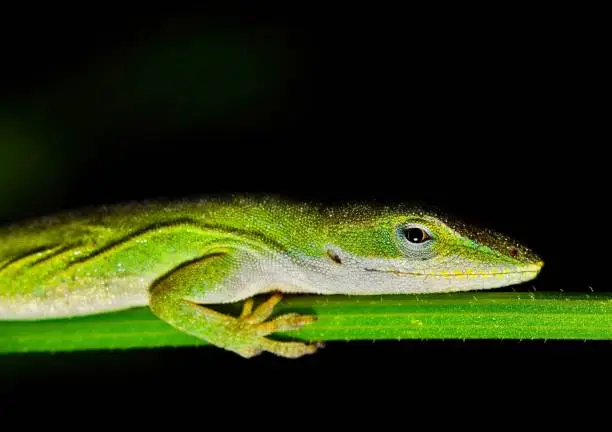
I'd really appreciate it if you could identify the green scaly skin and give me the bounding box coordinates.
[0,195,543,358]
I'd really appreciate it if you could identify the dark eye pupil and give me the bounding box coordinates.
[404,227,428,243]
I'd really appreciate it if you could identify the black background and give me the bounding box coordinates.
[1,5,608,407]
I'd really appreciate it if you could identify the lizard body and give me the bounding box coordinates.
[0,195,543,357]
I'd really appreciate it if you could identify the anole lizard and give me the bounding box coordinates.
[0,195,543,358]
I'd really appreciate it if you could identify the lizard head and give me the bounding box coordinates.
[321,205,544,294]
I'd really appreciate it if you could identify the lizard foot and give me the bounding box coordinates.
[232,293,324,359]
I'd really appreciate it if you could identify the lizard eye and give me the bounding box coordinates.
[396,222,436,259]
[403,227,432,244]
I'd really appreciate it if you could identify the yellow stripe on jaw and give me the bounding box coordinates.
[385,263,543,278]
[430,270,485,279]
[441,270,468,278]
[442,271,494,278]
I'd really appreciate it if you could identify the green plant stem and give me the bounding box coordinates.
[1,292,611,353]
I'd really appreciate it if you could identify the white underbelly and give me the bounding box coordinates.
[0,276,151,320]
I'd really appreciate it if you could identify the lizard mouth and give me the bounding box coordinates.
[363,262,543,277]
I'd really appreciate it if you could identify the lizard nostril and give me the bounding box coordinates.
[509,247,519,257]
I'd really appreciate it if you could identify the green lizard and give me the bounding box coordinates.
[0,195,543,358]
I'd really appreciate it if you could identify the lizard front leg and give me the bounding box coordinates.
[148,252,322,358]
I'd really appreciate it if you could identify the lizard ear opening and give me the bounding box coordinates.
[326,248,343,265]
